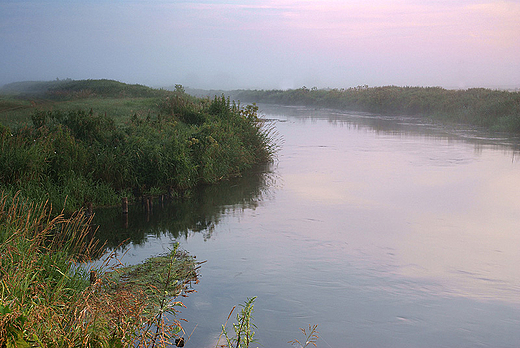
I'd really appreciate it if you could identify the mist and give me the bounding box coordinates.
[1,0,519,90]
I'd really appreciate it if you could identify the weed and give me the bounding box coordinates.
[218,297,257,348]
[0,192,200,347]
[288,324,320,348]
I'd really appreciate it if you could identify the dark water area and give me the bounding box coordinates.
[94,105,520,347]
[92,164,274,251]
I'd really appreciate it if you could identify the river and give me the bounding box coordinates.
[95,105,520,348]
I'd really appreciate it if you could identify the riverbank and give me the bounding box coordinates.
[234,86,520,133]
[0,192,200,347]
[0,79,277,347]
[0,80,276,213]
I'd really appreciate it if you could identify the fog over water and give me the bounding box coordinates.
[1,0,519,90]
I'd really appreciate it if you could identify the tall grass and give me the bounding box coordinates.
[236,86,520,133]
[0,88,276,213]
[0,192,199,347]
[0,79,169,128]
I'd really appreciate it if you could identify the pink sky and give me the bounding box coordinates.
[1,0,519,89]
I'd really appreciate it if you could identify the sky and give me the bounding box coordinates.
[1,0,519,90]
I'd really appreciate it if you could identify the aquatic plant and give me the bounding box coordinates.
[0,192,200,347]
[218,297,258,348]
[288,324,320,348]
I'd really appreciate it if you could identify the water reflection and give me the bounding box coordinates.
[92,105,520,347]
[92,164,277,250]
[258,103,520,155]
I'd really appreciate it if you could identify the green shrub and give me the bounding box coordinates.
[0,91,276,212]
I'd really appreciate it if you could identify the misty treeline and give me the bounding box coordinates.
[235,86,520,132]
[0,84,276,212]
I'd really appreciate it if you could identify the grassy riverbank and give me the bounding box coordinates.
[235,86,520,133]
[0,193,199,347]
[0,80,276,213]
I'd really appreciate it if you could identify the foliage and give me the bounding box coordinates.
[288,325,319,348]
[0,85,276,213]
[105,243,201,347]
[0,304,30,348]
[108,244,200,313]
[216,297,319,348]
[218,297,258,348]
[236,86,520,133]
[0,192,199,347]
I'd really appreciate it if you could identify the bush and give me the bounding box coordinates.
[0,92,276,212]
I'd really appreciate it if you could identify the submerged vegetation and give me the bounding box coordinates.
[235,86,520,133]
[0,80,276,213]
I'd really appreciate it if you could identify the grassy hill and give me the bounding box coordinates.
[0,79,169,128]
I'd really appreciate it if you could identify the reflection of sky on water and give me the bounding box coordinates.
[270,106,520,306]
[98,105,520,347]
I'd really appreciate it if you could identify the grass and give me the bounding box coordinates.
[0,192,200,347]
[0,80,277,213]
[235,86,520,133]
[0,96,164,128]
[0,79,169,128]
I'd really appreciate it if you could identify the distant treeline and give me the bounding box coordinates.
[235,86,520,132]
[0,82,275,212]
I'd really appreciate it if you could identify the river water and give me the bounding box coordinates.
[96,105,520,348]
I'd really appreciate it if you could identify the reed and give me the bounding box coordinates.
[0,192,199,347]
[236,86,520,133]
[0,87,276,213]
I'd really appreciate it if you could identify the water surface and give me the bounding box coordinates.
[96,105,520,347]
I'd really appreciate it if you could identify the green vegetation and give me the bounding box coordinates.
[219,297,258,348]
[0,193,199,347]
[235,86,520,132]
[0,79,317,347]
[216,299,319,348]
[0,80,276,213]
[0,79,168,128]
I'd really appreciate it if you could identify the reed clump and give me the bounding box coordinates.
[0,86,276,213]
[0,192,199,347]
[236,86,520,133]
